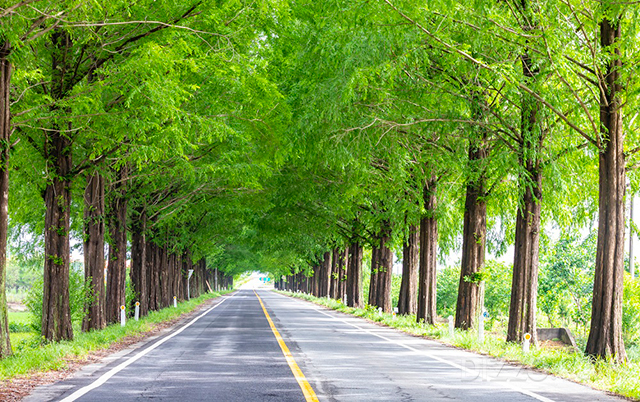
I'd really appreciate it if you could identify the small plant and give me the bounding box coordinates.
[24,266,91,334]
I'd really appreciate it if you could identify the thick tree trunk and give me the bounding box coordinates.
[376,230,393,313]
[507,0,543,345]
[319,251,331,297]
[149,242,161,311]
[586,17,627,362]
[368,244,380,306]
[455,141,488,330]
[42,30,74,342]
[338,249,347,299]
[106,168,128,324]
[130,208,147,316]
[398,224,419,315]
[507,166,541,343]
[346,242,363,307]
[312,264,320,297]
[417,179,438,325]
[0,40,11,356]
[160,246,170,307]
[330,248,339,299]
[82,173,106,331]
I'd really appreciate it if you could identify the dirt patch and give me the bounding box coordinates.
[7,303,26,313]
[0,296,221,401]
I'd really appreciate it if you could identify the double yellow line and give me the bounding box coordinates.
[254,290,319,402]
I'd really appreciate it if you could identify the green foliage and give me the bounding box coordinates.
[538,234,596,333]
[623,275,640,347]
[24,267,90,334]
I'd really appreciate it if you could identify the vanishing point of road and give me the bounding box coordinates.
[27,289,625,402]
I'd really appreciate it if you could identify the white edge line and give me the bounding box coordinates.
[59,295,233,402]
[271,292,555,402]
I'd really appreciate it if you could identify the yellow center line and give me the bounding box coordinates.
[254,290,319,402]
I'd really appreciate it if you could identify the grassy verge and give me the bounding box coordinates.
[1,291,231,379]
[278,291,640,401]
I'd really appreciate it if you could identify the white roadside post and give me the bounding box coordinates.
[448,315,454,337]
[478,310,486,343]
[187,269,194,300]
[120,305,126,327]
[393,307,398,320]
[173,296,177,308]
[134,301,140,321]
[342,294,347,305]
[523,333,531,353]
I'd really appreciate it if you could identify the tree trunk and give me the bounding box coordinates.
[0,40,11,356]
[106,167,128,324]
[42,30,74,342]
[146,241,156,311]
[507,165,542,343]
[160,246,170,307]
[82,173,106,331]
[130,208,147,316]
[455,140,488,330]
[339,249,347,299]
[417,178,438,325]
[346,242,363,307]
[377,230,393,313]
[505,0,544,345]
[398,224,419,315]
[330,248,339,299]
[586,16,627,362]
[319,251,331,297]
[368,244,380,306]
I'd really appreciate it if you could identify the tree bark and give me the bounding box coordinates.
[417,178,438,324]
[130,208,147,316]
[330,248,339,299]
[507,165,542,343]
[347,242,363,307]
[42,29,74,342]
[376,229,393,313]
[339,249,348,299]
[82,173,106,331]
[319,251,331,297]
[398,224,419,315]
[368,244,380,306]
[455,139,488,330]
[505,0,544,345]
[146,241,156,311]
[106,167,128,324]
[586,16,627,362]
[0,40,11,356]
[160,246,170,307]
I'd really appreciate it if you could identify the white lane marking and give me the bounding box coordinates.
[269,292,555,402]
[60,295,234,402]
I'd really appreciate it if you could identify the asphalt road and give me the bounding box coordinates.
[28,289,627,402]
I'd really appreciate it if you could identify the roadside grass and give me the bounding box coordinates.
[1,291,231,379]
[279,291,640,401]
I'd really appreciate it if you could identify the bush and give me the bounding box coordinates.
[24,266,91,334]
[623,275,640,347]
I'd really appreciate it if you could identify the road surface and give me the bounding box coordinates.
[27,289,626,401]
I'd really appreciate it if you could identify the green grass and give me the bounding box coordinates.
[8,311,30,326]
[279,291,640,401]
[0,291,231,379]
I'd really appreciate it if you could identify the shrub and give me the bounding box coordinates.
[24,266,91,334]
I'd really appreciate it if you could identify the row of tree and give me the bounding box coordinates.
[1,0,637,366]
[262,0,639,364]
[0,0,281,357]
